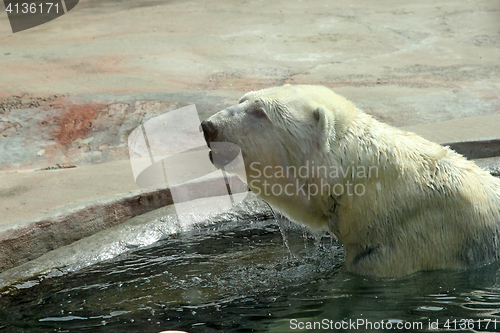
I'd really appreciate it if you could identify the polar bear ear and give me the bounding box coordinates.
[313,105,329,129]
[313,105,336,142]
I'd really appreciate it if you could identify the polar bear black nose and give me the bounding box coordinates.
[201,120,218,145]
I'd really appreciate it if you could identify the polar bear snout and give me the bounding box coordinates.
[200,119,241,169]
[200,120,218,147]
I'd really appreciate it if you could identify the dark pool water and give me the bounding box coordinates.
[2,215,500,333]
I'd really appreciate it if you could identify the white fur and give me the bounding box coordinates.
[206,85,500,277]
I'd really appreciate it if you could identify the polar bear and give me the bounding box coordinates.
[200,85,500,277]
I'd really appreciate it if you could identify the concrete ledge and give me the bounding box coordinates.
[0,189,172,272]
[474,156,500,177]
[401,113,500,158]
[0,172,246,273]
[400,113,500,145]
[447,140,500,159]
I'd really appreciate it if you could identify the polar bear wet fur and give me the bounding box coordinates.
[201,85,500,277]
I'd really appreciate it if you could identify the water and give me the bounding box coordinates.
[1,199,500,332]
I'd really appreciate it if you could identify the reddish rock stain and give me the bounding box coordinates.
[54,103,104,145]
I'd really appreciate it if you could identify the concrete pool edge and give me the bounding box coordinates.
[0,188,172,273]
[0,172,245,273]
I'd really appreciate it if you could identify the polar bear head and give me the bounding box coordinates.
[201,85,360,230]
